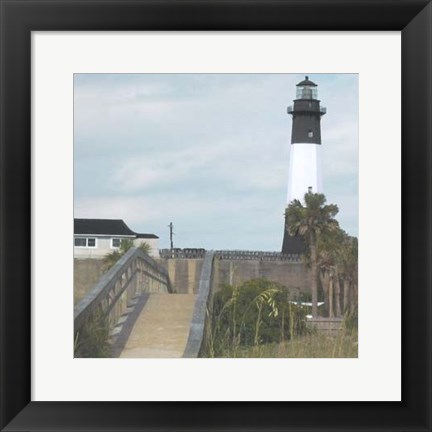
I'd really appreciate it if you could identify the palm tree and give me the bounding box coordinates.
[138,241,152,255]
[312,227,338,317]
[317,232,338,317]
[331,228,349,317]
[318,226,359,318]
[285,192,339,318]
[339,235,358,314]
[102,239,135,272]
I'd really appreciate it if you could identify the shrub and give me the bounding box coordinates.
[208,279,307,357]
[137,241,151,255]
[102,239,151,273]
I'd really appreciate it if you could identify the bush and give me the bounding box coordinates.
[102,239,151,273]
[208,279,307,357]
[137,241,151,255]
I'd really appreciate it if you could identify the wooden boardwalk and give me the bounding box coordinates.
[112,293,196,358]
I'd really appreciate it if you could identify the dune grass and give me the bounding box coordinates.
[211,316,358,358]
[222,329,358,358]
[74,309,111,358]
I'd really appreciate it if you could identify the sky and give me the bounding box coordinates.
[74,73,358,251]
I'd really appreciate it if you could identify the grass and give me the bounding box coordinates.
[211,326,358,358]
[208,313,358,358]
[74,309,111,358]
[205,279,358,358]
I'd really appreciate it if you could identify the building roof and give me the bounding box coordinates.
[135,233,159,239]
[74,218,158,239]
[296,76,317,87]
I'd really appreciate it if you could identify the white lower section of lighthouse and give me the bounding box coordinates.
[287,143,322,204]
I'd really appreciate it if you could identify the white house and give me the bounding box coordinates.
[74,218,159,259]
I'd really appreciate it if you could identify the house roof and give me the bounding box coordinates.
[74,219,159,239]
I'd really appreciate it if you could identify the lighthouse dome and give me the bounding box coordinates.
[296,76,317,87]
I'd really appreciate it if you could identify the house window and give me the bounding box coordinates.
[74,237,97,248]
[112,238,121,248]
[75,237,86,247]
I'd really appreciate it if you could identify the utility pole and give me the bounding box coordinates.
[168,222,174,253]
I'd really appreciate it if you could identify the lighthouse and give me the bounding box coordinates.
[282,76,326,254]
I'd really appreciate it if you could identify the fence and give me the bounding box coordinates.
[214,250,300,261]
[159,248,206,259]
[74,247,172,354]
[159,248,300,262]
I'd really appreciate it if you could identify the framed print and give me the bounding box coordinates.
[1,0,431,431]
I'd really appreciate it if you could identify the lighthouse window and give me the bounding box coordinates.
[308,130,314,138]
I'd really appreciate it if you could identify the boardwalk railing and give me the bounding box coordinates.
[183,251,215,358]
[160,248,300,262]
[74,247,172,347]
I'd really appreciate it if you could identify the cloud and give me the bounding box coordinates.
[74,73,358,249]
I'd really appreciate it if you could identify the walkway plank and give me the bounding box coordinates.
[119,293,196,358]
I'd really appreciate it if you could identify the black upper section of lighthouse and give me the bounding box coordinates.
[287,76,326,144]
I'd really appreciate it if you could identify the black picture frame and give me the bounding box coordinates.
[1,1,431,431]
